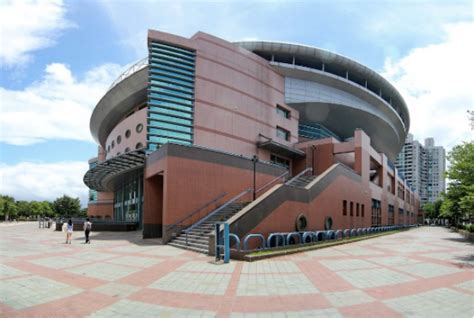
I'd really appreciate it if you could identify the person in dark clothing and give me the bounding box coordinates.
[83,218,92,244]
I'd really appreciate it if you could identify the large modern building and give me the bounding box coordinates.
[84,30,420,253]
[395,134,445,205]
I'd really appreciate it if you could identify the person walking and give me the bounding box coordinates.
[62,220,68,243]
[66,219,73,244]
[83,218,92,244]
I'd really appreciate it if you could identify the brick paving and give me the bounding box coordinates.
[0,223,473,317]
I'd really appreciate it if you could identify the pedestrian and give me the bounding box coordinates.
[66,219,73,244]
[83,218,92,244]
[62,221,68,243]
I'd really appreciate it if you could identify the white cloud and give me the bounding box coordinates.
[0,0,72,67]
[0,62,123,145]
[382,22,474,150]
[0,161,89,206]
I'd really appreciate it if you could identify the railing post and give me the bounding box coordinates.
[223,223,230,263]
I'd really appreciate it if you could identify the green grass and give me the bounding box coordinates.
[245,229,408,260]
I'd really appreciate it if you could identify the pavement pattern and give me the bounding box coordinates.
[0,223,473,317]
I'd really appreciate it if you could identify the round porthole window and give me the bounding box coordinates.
[324,216,333,231]
[125,147,130,153]
[295,213,308,232]
[136,123,143,133]
[135,142,143,149]
[125,129,131,138]
[111,140,115,149]
[107,145,110,152]
[117,135,121,144]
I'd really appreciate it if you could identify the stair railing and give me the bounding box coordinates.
[168,192,227,238]
[255,170,289,195]
[184,188,252,246]
[285,167,313,185]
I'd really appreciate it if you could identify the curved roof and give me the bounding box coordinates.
[89,65,148,147]
[234,41,410,132]
[83,150,146,192]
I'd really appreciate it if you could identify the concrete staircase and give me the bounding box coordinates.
[168,202,247,253]
[286,174,317,188]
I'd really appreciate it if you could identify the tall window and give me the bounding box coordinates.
[148,41,195,151]
[388,204,394,225]
[356,203,360,217]
[350,201,354,216]
[276,126,290,141]
[276,105,290,119]
[371,199,381,226]
[343,200,347,216]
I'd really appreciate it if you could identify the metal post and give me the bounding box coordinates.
[223,223,230,264]
[214,223,221,261]
[252,155,258,201]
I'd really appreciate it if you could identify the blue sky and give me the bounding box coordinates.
[1,0,473,205]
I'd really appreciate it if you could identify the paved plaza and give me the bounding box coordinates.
[0,223,473,317]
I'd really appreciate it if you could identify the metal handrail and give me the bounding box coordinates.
[185,188,252,245]
[285,167,313,184]
[107,57,148,92]
[256,171,289,194]
[168,192,227,236]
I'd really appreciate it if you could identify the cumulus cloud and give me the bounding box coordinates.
[0,161,89,206]
[0,0,71,67]
[382,22,474,150]
[0,62,123,145]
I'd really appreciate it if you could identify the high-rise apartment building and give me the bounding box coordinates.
[395,134,445,205]
[424,138,446,203]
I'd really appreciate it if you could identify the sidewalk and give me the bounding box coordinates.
[0,224,472,317]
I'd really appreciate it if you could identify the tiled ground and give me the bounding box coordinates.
[0,223,473,317]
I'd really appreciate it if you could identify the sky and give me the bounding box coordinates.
[0,0,473,206]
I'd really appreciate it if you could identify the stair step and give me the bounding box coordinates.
[173,237,208,245]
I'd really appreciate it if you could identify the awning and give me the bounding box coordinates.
[83,150,146,192]
[258,139,306,159]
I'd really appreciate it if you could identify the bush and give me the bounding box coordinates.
[462,224,474,233]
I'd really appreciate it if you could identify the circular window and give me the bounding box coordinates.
[125,147,130,153]
[107,145,110,152]
[125,129,131,138]
[136,123,143,133]
[117,135,121,144]
[111,140,115,149]
[324,217,333,231]
[295,213,308,232]
[135,142,143,149]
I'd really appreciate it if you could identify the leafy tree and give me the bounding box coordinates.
[0,195,18,220]
[441,142,474,225]
[16,201,31,217]
[423,203,435,218]
[52,195,81,217]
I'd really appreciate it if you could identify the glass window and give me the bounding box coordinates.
[111,140,115,149]
[136,124,143,133]
[135,142,143,149]
[125,129,131,138]
[276,126,290,141]
[356,203,360,217]
[276,105,290,119]
[125,147,130,153]
[148,113,192,126]
[343,200,347,216]
[117,135,121,144]
[350,202,354,216]
[270,154,290,169]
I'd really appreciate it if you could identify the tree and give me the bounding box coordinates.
[0,195,18,220]
[442,142,474,225]
[52,195,81,217]
[16,201,31,217]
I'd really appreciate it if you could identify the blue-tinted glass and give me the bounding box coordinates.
[148,113,192,125]
[148,41,195,150]
[149,86,194,99]
[150,80,194,93]
[149,93,192,105]
[148,105,192,117]
[149,74,194,88]
[148,120,192,133]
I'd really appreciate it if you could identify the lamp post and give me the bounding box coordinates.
[252,155,258,200]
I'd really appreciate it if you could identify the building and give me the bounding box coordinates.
[424,138,446,203]
[84,30,420,253]
[395,134,445,205]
